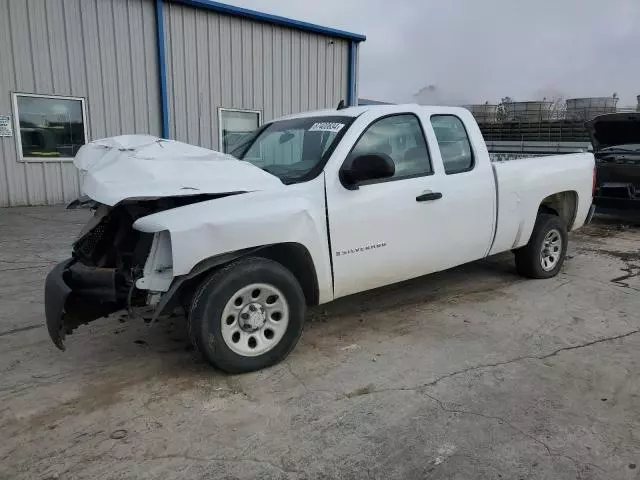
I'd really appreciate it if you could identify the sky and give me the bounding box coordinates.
[226,0,640,106]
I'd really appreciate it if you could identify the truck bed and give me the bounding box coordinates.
[489,152,594,255]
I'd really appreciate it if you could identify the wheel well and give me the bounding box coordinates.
[255,243,320,306]
[539,191,578,229]
[161,244,319,317]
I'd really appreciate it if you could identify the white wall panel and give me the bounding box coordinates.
[0,0,354,206]
[164,2,350,149]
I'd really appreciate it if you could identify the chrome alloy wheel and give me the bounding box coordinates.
[540,228,562,271]
[220,283,289,357]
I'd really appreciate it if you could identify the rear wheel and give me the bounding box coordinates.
[188,257,306,373]
[514,213,568,279]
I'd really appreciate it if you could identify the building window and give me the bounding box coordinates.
[13,93,88,161]
[218,108,261,153]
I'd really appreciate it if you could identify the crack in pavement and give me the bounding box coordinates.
[0,372,76,399]
[335,330,640,475]
[6,332,634,478]
[537,329,639,360]
[333,331,640,476]
[284,362,308,391]
[345,329,640,400]
[419,391,605,479]
[0,324,43,337]
[0,264,52,273]
[0,258,56,265]
[420,328,640,389]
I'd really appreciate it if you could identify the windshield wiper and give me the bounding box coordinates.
[259,165,278,174]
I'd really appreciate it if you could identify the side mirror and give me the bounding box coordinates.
[340,154,395,189]
[279,131,295,144]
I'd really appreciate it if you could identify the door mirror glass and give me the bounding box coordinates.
[340,154,395,188]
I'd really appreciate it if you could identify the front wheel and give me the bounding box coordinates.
[514,213,568,279]
[188,257,306,373]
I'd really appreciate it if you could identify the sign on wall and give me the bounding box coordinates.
[0,115,12,137]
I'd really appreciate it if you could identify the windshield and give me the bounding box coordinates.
[600,143,640,152]
[232,116,353,183]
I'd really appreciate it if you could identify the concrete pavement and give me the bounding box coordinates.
[0,206,638,479]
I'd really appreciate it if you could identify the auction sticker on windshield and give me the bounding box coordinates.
[309,122,345,133]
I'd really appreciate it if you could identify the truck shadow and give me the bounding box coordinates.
[0,252,535,423]
[33,252,520,382]
[132,252,521,358]
[308,253,519,324]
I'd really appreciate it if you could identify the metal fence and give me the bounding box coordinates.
[467,99,637,124]
[475,101,637,144]
[479,120,591,143]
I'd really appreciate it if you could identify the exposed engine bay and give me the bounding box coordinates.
[73,194,225,269]
[46,194,227,350]
[43,134,287,351]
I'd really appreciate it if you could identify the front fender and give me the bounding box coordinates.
[133,179,333,303]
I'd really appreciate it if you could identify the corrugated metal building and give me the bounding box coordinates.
[0,0,365,206]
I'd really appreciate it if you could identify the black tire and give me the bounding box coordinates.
[188,257,306,373]
[514,213,568,279]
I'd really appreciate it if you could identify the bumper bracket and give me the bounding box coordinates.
[44,259,125,350]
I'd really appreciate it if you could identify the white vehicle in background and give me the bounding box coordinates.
[45,104,595,372]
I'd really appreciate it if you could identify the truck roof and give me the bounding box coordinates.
[275,104,470,121]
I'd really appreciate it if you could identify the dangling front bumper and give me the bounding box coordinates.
[44,259,126,350]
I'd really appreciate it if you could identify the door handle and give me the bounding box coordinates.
[416,192,443,202]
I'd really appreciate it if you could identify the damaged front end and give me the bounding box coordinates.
[45,196,215,350]
[45,134,284,351]
[45,202,155,349]
[45,258,130,350]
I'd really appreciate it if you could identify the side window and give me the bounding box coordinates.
[349,114,432,180]
[430,115,474,174]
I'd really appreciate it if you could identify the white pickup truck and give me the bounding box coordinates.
[45,104,595,372]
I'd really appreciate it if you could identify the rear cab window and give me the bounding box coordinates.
[430,115,474,174]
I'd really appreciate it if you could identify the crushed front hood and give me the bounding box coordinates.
[74,135,284,206]
[586,113,640,151]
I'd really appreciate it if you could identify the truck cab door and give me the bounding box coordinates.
[325,110,495,300]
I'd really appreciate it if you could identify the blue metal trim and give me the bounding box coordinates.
[155,0,170,138]
[169,0,366,42]
[347,41,357,106]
